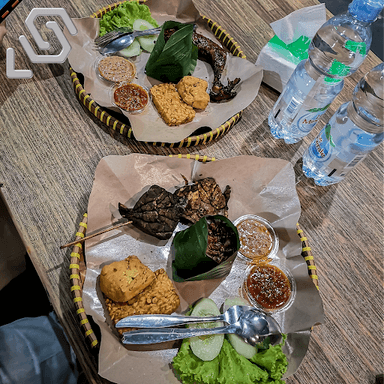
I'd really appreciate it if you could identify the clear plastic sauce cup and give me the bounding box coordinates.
[110,82,150,114]
[243,261,296,314]
[95,55,136,84]
[234,214,279,261]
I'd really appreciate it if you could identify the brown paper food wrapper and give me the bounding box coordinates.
[173,276,228,312]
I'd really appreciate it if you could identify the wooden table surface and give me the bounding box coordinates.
[0,0,382,383]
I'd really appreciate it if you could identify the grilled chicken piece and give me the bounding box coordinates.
[191,32,240,102]
[118,185,186,240]
[164,27,240,102]
[118,178,231,240]
[174,177,231,224]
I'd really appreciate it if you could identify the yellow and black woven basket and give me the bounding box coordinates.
[69,1,246,148]
[68,154,319,349]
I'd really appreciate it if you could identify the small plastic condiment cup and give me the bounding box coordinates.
[233,214,279,261]
[243,260,296,314]
[94,55,136,84]
[110,82,150,115]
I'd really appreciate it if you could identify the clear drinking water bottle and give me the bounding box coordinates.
[268,0,384,144]
[302,62,384,186]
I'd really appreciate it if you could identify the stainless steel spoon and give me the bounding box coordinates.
[97,27,161,55]
[116,305,257,329]
[121,310,282,347]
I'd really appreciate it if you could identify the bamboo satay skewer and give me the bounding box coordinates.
[60,221,132,249]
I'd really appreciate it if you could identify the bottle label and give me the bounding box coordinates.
[296,104,331,133]
[345,41,366,56]
[327,155,365,178]
[311,122,367,178]
[311,123,335,159]
[284,96,303,117]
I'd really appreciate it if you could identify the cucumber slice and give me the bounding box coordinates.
[188,298,224,361]
[133,19,156,31]
[119,39,142,58]
[137,35,157,53]
[223,297,258,359]
[132,19,158,53]
[222,296,250,313]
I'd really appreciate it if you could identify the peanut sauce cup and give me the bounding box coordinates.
[233,214,279,262]
[95,55,136,84]
[110,82,150,115]
[243,260,296,314]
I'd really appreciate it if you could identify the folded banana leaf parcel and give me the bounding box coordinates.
[145,20,198,83]
[171,215,240,282]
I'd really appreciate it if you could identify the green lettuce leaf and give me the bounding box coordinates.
[99,1,159,37]
[173,338,288,384]
[216,339,269,384]
[145,21,198,83]
[173,339,220,384]
[250,341,288,381]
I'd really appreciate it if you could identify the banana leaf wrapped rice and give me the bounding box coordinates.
[172,215,240,281]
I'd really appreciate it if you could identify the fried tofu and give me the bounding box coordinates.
[105,268,180,334]
[177,76,210,110]
[100,256,155,303]
[150,83,195,126]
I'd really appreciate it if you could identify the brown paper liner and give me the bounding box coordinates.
[173,277,227,313]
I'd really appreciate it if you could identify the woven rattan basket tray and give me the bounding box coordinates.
[69,154,319,349]
[69,1,246,148]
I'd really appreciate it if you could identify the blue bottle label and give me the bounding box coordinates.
[311,123,335,159]
[296,104,330,133]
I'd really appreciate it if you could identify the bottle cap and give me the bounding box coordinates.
[349,0,384,23]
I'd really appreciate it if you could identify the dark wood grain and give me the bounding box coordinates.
[0,1,382,384]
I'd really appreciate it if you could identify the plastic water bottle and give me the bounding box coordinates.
[268,0,384,144]
[269,61,344,143]
[302,62,384,186]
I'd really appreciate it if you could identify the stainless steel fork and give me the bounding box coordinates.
[94,27,134,47]
[94,27,161,49]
